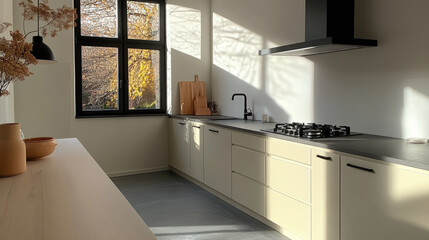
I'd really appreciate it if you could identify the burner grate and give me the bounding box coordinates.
[269,122,351,139]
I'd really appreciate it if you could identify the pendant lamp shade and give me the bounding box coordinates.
[31,36,55,61]
[30,0,56,62]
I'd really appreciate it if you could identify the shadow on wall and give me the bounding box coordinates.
[212,12,315,123]
[167,2,211,114]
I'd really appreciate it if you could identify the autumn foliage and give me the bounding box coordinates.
[0,24,37,96]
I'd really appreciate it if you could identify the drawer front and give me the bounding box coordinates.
[232,131,265,152]
[232,173,266,217]
[266,188,310,240]
[232,146,265,184]
[266,138,310,165]
[266,156,310,204]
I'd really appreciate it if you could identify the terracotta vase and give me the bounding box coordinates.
[0,123,26,177]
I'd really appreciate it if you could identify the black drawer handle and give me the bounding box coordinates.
[179,122,185,126]
[193,126,201,129]
[209,129,219,133]
[347,163,375,173]
[316,155,332,161]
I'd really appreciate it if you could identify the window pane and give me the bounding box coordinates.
[128,48,160,110]
[82,46,119,111]
[81,0,117,38]
[127,1,160,40]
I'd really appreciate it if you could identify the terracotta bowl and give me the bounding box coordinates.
[24,137,57,160]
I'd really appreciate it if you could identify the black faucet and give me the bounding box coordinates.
[232,93,253,120]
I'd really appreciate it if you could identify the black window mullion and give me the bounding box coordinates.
[75,0,166,117]
[119,0,127,114]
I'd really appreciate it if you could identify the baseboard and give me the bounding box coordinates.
[170,168,293,240]
[107,166,170,177]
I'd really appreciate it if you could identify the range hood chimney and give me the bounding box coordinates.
[259,0,377,56]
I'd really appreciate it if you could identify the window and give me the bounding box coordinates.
[75,0,166,117]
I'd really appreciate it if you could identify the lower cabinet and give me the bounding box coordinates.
[341,155,429,240]
[266,188,311,240]
[232,172,265,216]
[170,118,429,240]
[203,125,232,197]
[311,149,340,240]
[170,118,190,174]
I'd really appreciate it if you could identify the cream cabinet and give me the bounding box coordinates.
[266,155,311,204]
[232,145,265,183]
[232,172,266,216]
[203,125,232,197]
[341,155,429,240]
[266,137,310,165]
[231,132,266,216]
[266,188,311,240]
[265,138,311,240]
[190,122,204,182]
[169,118,190,174]
[311,149,340,240]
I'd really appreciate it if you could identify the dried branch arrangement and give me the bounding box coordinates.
[0,0,77,97]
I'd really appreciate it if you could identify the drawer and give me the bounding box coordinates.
[232,131,265,152]
[232,173,266,217]
[266,188,310,240]
[266,156,310,204]
[266,138,310,165]
[232,146,265,184]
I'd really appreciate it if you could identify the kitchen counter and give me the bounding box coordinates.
[170,115,429,171]
[0,138,156,240]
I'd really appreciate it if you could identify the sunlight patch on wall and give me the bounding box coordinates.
[265,40,315,122]
[167,4,201,59]
[401,87,429,138]
[213,13,263,89]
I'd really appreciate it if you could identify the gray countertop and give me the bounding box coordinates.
[170,115,429,171]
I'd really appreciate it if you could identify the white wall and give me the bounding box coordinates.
[167,0,212,114]
[211,0,429,139]
[12,0,196,175]
[0,0,15,124]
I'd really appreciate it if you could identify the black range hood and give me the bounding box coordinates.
[259,0,377,56]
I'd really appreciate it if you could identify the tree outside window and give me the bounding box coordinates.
[75,0,166,117]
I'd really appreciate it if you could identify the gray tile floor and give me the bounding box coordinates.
[112,171,289,240]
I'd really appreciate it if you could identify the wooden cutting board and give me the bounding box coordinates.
[194,96,207,113]
[179,81,194,115]
[192,75,206,100]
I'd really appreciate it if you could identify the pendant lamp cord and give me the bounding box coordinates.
[37,0,40,36]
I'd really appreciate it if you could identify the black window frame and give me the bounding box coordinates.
[74,0,166,118]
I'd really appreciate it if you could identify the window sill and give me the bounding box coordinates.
[75,113,168,119]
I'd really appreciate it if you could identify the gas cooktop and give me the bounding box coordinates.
[261,122,358,139]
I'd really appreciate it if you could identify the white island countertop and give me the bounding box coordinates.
[0,138,156,240]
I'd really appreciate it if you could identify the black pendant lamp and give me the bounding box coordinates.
[31,0,55,62]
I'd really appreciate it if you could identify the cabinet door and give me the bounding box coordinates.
[311,149,340,240]
[341,156,429,240]
[190,123,204,182]
[170,119,190,174]
[203,125,232,198]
